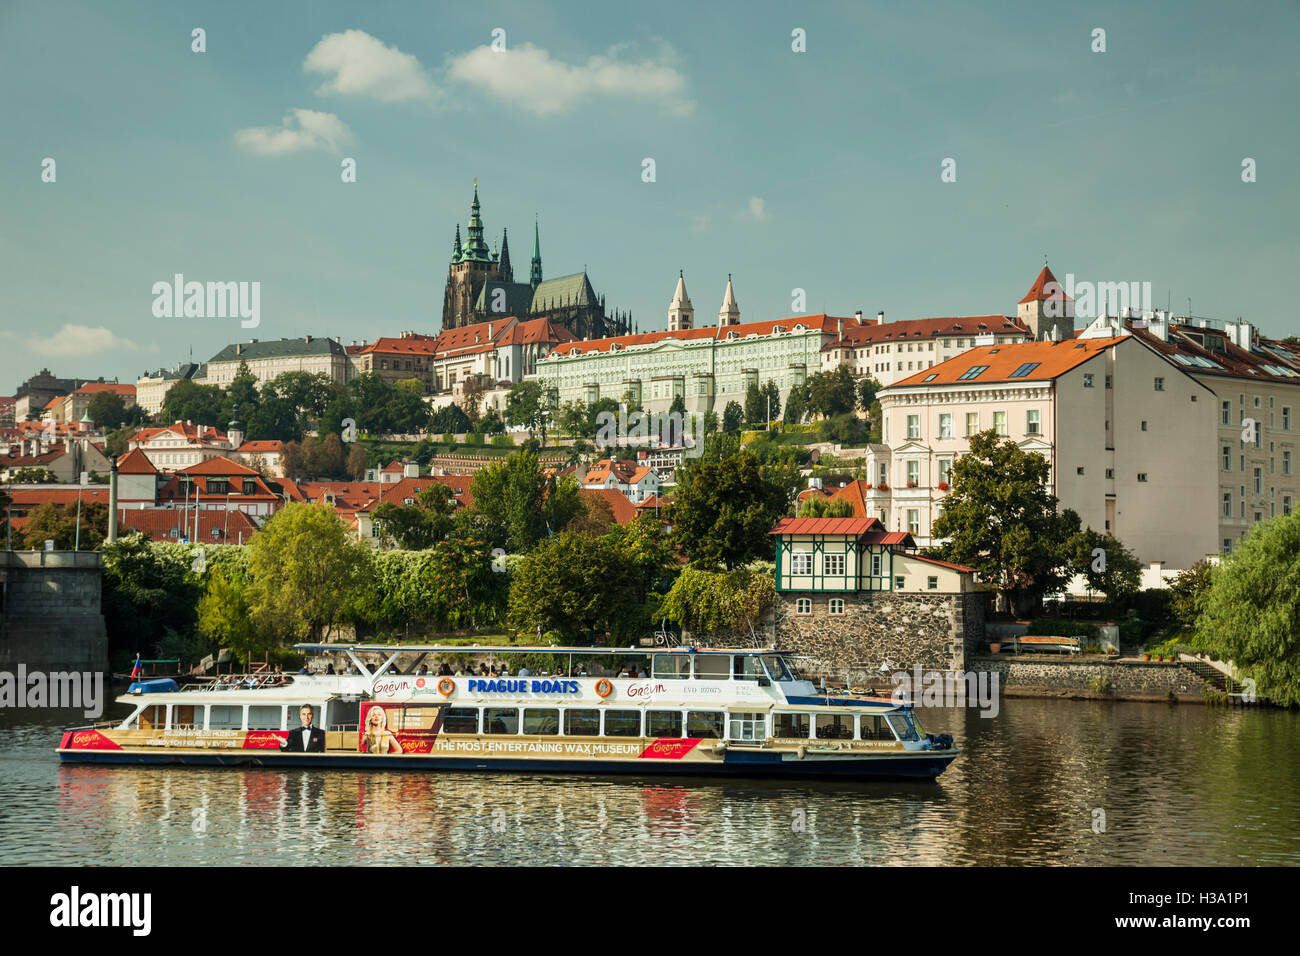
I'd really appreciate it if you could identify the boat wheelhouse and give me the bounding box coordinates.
[57,645,957,779]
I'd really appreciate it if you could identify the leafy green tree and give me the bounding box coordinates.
[722,401,744,435]
[7,467,57,484]
[587,398,621,439]
[265,371,333,420]
[247,395,301,442]
[87,391,129,429]
[930,430,1081,615]
[856,376,882,413]
[671,452,790,568]
[105,426,135,457]
[806,365,857,419]
[1169,559,1214,630]
[505,381,546,435]
[245,503,374,642]
[471,450,583,552]
[387,379,430,434]
[557,399,588,439]
[196,568,269,662]
[220,361,261,428]
[20,501,108,550]
[346,443,367,480]
[160,380,224,426]
[761,380,782,423]
[1070,529,1143,601]
[818,413,869,445]
[372,484,456,549]
[430,402,471,435]
[478,407,506,435]
[348,373,397,433]
[744,381,765,425]
[508,532,642,642]
[605,513,679,601]
[797,496,854,518]
[424,516,507,629]
[660,566,776,636]
[784,384,808,425]
[1193,512,1300,705]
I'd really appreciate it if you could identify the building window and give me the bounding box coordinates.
[907,509,919,534]
[828,598,845,616]
[927,576,938,590]
[1222,401,1231,425]
[1105,468,1114,479]
[1223,538,1232,554]
[939,413,952,439]
[1284,407,1291,431]
[1223,446,1232,471]
[1285,495,1293,516]
[907,461,919,485]
[790,552,813,575]
[795,598,812,615]
[965,412,979,436]
[907,414,919,439]
[1141,420,1148,432]
[993,411,1007,436]
[1223,492,1232,517]
[1137,473,1149,482]
[1254,467,1263,494]
[870,551,883,577]
[1076,466,1085,475]
[1154,377,1164,391]
[1026,409,1040,435]
[894,576,905,590]
[823,553,845,576]
[938,459,951,485]
[1083,374,1094,388]
[1285,451,1292,476]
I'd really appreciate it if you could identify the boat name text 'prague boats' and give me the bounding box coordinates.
[57,645,957,779]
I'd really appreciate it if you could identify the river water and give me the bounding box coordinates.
[2,699,1296,866]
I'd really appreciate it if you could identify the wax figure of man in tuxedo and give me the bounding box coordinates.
[281,704,326,753]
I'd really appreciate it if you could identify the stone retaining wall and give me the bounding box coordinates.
[981,656,1219,702]
[0,551,108,672]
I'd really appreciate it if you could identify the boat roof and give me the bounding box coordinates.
[292,643,794,656]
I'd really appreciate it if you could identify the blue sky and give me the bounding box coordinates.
[1,0,1297,393]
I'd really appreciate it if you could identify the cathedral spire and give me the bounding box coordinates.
[451,223,462,263]
[718,274,740,326]
[499,228,513,282]
[530,216,543,289]
[462,181,491,262]
[668,270,694,331]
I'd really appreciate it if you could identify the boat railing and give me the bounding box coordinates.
[177,675,298,692]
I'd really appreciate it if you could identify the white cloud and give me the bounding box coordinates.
[747,197,770,221]
[689,215,710,233]
[25,324,152,358]
[234,109,354,156]
[446,42,693,117]
[305,30,438,103]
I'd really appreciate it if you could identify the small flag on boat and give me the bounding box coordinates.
[130,655,142,680]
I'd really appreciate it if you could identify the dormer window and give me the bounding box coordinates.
[772,325,786,334]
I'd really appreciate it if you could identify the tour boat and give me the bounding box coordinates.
[57,645,958,779]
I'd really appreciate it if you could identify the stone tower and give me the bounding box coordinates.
[718,274,740,327]
[1017,263,1075,341]
[668,271,694,331]
[441,181,504,331]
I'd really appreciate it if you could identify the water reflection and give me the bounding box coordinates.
[2,700,1297,865]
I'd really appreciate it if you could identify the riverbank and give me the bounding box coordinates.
[975,654,1227,703]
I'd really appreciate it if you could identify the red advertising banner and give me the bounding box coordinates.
[242,730,289,750]
[359,702,442,754]
[639,738,702,760]
[61,730,122,751]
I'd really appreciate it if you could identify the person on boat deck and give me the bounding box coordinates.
[298,664,310,675]
[437,662,452,676]
[360,705,403,754]
[518,665,533,677]
[478,663,491,676]
[497,665,510,676]
[326,663,336,675]
[280,705,326,753]
[417,664,429,675]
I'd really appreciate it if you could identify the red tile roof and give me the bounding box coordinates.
[829,479,874,518]
[547,314,844,359]
[908,553,978,573]
[116,448,158,474]
[1019,265,1073,305]
[179,456,260,476]
[74,382,136,396]
[579,488,638,525]
[891,336,1127,387]
[825,315,1029,349]
[235,440,283,454]
[116,507,258,542]
[769,517,885,536]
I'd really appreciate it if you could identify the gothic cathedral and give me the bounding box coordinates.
[440,183,631,340]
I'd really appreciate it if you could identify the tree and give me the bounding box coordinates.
[471,450,583,553]
[196,568,269,662]
[806,365,857,419]
[387,379,430,434]
[606,513,679,602]
[671,452,790,569]
[7,467,57,484]
[1193,512,1300,705]
[430,402,471,435]
[761,380,782,424]
[743,381,765,426]
[220,361,261,428]
[21,501,108,550]
[1168,559,1213,630]
[722,401,744,435]
[660,566,776,636]
[565,493,616,535]
[856,376,882,414]
[508,532,642,642]
[346,443,367,480]
[247,394,301,442]
[557,399,588,439]
[459,377,485,428]
[797,495,854,518]
[1069,529,1143,601]
[348,373,395,433]
[784,384,808,425]
[929,430,1081,615]
[372,484,456,549]
[105,426,135,458]
[504,381,546,435]
[245,503,373,643]
[87,391,129,429]
[160,380,224,426]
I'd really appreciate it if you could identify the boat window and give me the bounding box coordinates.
[885,713,919,742]
[815,713,855,740]
[484,708,520,735]
[860,714,894,741]
[137,705,165,730]
[603,709,642,737]
[652,655,691,680]
[523,709,560,735]
[247,705,282,730]
[693,656,729,680]
[733,656,765,680]
[761,656,793,681]
[646,710,683,737]
[209,705,243,730]
[441,707,479,734]
[328,699,360,731]
[172,705,198,730]
[771,712,811,738]
[728,712,767,741]
[563,709,601,736]
[686,711,725,738]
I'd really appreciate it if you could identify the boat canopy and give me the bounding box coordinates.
[292,643,792,657]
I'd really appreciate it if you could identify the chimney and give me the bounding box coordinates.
[855,310,863,325]
[236,344,242,355]
[305,335,312,344]
[837,317,844,338]
[877,311,885,324]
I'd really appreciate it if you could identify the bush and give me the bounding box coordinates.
[491,434,514,448]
